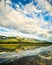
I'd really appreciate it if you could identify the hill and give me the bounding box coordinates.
[0,35,52,44]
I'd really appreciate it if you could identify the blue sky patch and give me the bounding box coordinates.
[11,0,32,5]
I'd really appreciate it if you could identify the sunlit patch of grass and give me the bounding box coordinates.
[0,39,18,42]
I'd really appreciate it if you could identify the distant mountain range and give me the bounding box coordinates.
[0,35,52,44]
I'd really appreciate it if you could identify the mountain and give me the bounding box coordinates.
[0,35,51,44]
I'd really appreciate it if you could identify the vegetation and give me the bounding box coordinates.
[0,44,51,52]
[0,35,51,43]
[0,35,52,52]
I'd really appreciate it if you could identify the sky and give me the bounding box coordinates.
[0,0,52,42]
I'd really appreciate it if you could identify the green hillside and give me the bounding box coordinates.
[0,35,52,52]
[0,35,52,44]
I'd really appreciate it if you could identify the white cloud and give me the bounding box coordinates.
[0,0,52,42]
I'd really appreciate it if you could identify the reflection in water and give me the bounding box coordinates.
[0,45,52,65]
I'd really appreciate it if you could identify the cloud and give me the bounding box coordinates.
[0,26,19,36]
[0,0,52,42]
